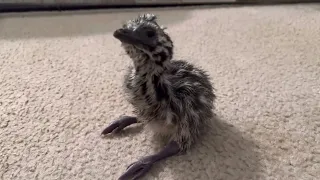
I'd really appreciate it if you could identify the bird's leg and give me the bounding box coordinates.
[101,116,138,135]
[118,141,180,180]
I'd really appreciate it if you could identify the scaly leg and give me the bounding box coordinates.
[101,116,138,135]
[118,141,180,180]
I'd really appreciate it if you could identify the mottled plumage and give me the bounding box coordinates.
[122,14,215,151]
[102,13,216,180]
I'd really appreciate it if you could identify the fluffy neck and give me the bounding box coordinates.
[127,47,172,76]
[130,49,172,102]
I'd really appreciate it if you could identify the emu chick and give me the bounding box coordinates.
[102,13,216,180]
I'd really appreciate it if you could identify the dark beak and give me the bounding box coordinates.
[113,28,155,47]
[113,28,141,45]
[113,28,131,40]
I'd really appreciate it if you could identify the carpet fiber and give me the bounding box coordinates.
[1,3,319,180]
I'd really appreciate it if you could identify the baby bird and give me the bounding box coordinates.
[102,13,216,180]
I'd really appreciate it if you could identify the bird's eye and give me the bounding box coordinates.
[146,30,155,38]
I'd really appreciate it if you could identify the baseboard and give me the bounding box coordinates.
[0,1,318,13]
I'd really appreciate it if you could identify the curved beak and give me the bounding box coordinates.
[113,28,155,48]
[113,28,131,40]
[113,28,140,45]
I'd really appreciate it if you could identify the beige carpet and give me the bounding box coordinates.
[1,3,319,180]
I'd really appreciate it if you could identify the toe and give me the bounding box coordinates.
[132,165,152,180]
[114,124,126,134]
[101,122,119,135]
[119,161,152,180]
[126,163,133,170]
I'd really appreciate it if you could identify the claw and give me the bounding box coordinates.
[101,121,120,135]
[101,116,138,135]
[126,162,135,170]
[119,160,153,180]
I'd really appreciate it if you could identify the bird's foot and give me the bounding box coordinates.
[118,158,153,180]
[101,116,137,135]
[118,141,180,180]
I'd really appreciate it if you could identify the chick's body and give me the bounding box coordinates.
[102,13,216,180]
[124,60,215,151]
